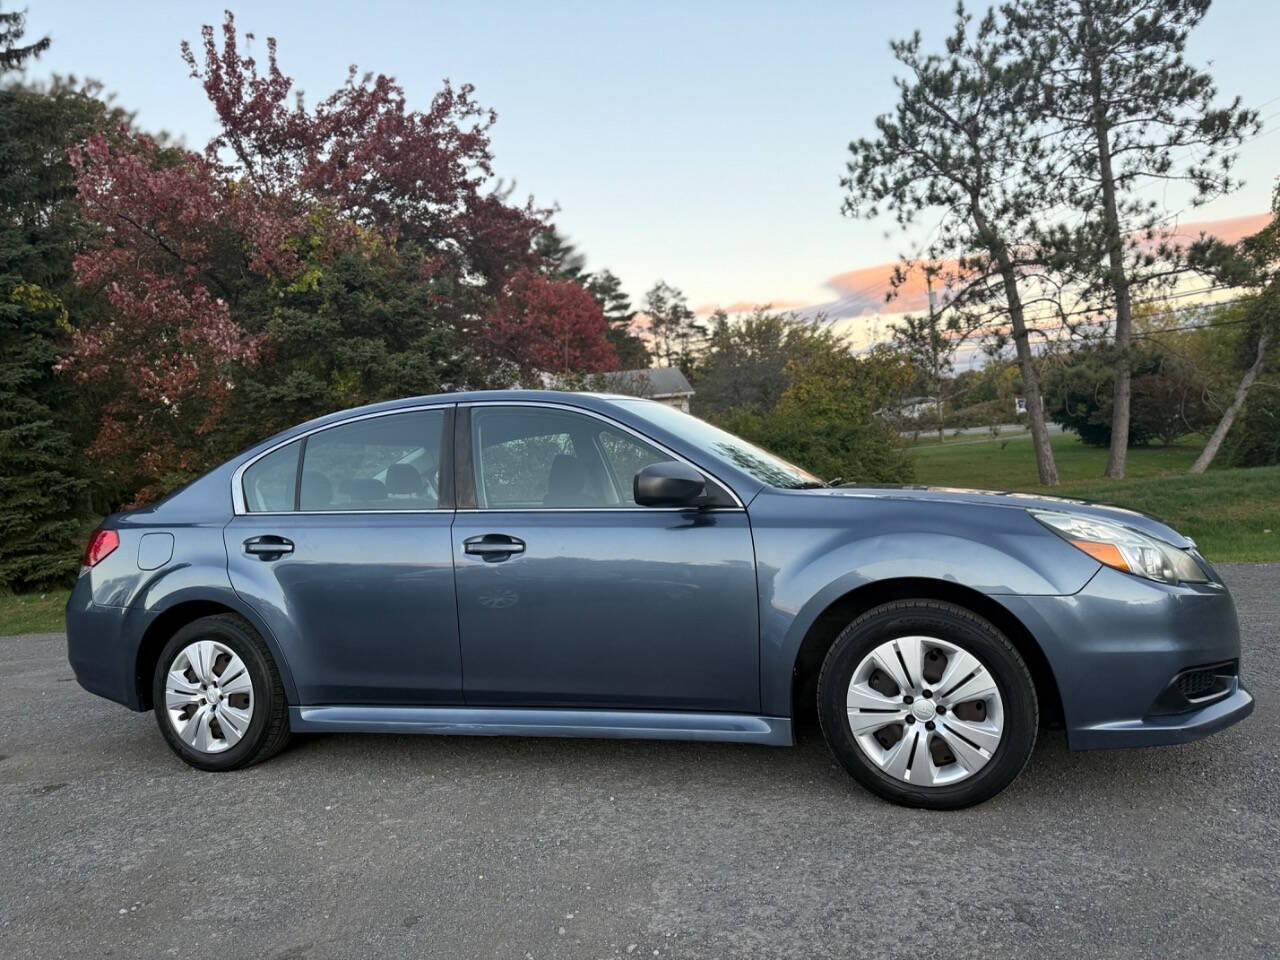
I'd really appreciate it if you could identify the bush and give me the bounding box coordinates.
[1045,342,1215,447]
[713,344,915,484]
[1222,385,1280,467]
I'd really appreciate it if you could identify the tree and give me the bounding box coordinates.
[535,231,648,369]
[643,280,705,371]
[891,264,963,442]
[695,307,842,417]
[0,30,126,586]
[1004,0,1258,478]
[535,227,588,283]
[61,132,281,501]
[1187,183,1279,473]
[587,269,648,368]
[62,12,580,500]
[720,343,915,484]
[1045,338,1215,447]
[484,269,618,379]
[842,6,1061,484]
[0,5,49,70]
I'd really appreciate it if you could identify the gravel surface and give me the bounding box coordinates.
[2,564,1276,959]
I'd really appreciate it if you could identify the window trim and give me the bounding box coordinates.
[231,404,455,516]
[455,400,745,512]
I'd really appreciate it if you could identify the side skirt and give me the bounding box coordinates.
[289,706,794,746]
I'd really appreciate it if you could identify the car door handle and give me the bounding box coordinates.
[464,534,525,561]
[244,535,294,560]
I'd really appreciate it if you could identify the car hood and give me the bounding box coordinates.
[807,484,1194,549]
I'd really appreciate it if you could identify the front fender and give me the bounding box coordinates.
[747,493,1100,717]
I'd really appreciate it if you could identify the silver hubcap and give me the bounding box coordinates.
[164,640,254,754]
[847,635,1004,788]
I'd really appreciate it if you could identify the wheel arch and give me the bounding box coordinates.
[133,594,298,710]
[787,577,1064,728]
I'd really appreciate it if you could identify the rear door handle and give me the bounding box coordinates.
[244,535,294,560]
[464,534,525,561]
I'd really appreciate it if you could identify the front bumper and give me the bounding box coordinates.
[998,565,1255,750]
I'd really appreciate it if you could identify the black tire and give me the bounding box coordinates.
[152,613,292,771]
[817,600,1037,810]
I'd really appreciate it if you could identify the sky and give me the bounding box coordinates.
[18,0,1280,325]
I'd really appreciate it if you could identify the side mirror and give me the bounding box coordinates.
[634,461,707,507]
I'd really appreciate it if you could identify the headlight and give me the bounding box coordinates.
[1030,510,1208,584]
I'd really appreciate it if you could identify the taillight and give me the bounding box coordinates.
[81,529,120,568]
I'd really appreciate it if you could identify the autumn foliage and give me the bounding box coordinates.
[59,12,614,499]
[485,270,618,378]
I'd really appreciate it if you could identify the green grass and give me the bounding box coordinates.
[0,589,71,636]
[909,432,1280,562]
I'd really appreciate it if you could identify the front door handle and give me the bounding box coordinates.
[464,534,525,561]
[244,535,294,560]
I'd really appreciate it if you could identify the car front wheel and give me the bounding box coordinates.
[152,613,292,771]
[817,600,1038,809]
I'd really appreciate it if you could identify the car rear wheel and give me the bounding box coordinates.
[152,614,291,771]
[817,600,1038,809]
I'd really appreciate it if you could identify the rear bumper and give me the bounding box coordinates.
[66,576,144,710]
[997,566,1255,750]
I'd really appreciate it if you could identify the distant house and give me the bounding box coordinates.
[599,366,696,412]
[876,396,939,420]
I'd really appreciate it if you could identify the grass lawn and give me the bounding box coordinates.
[909,432,1279,562]
[0,588,71,636]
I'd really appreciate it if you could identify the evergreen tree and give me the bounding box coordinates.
[643,280,706,373]
[1004,0,1257,477]
[534,227,588,283]
[842,6,1061,484]
[0,5,49,70]
[587,269,648,368]
[0,37,119,586]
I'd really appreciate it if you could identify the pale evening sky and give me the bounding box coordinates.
[19,0,1280,319]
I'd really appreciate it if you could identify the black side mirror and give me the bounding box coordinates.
[634,461,707,507]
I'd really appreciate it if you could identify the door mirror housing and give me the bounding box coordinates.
[634,461,708,507]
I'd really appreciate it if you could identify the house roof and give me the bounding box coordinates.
[599,366,695,399]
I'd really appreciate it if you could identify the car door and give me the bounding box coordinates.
[452,402,760,713]
[225,405,462,705]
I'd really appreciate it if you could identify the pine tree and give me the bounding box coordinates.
[0,71,112,585]
[842,6,1061,484]
[0,5,49,70]
[587,269,649,368]
[1003,0,1257,477]
[643,280,706,373]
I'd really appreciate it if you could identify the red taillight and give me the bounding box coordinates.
[82,529,119,568]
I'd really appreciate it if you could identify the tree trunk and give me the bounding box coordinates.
[1005,293,1059,486]
[972,203,1059,486]
[1189,333,1269,475]
[1086,29,1133,479]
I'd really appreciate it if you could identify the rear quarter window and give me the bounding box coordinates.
[242,441,300,512]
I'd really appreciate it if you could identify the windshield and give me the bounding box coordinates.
[617,400,823,489]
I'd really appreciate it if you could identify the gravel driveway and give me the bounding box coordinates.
[2,564,1276,959]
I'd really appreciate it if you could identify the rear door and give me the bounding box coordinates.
[225,405,461,705]
[451,402,760,713]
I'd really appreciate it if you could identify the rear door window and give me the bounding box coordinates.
[297,410,445,511]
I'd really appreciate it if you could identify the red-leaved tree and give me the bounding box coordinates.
[486,270,619,379]
[60,133,297,499]
[62,12,617,503]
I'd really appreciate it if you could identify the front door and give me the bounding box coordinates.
[452,403,760,713]
[225,406,461,705]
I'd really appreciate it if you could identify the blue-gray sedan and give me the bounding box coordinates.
[66,390,1253,808]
